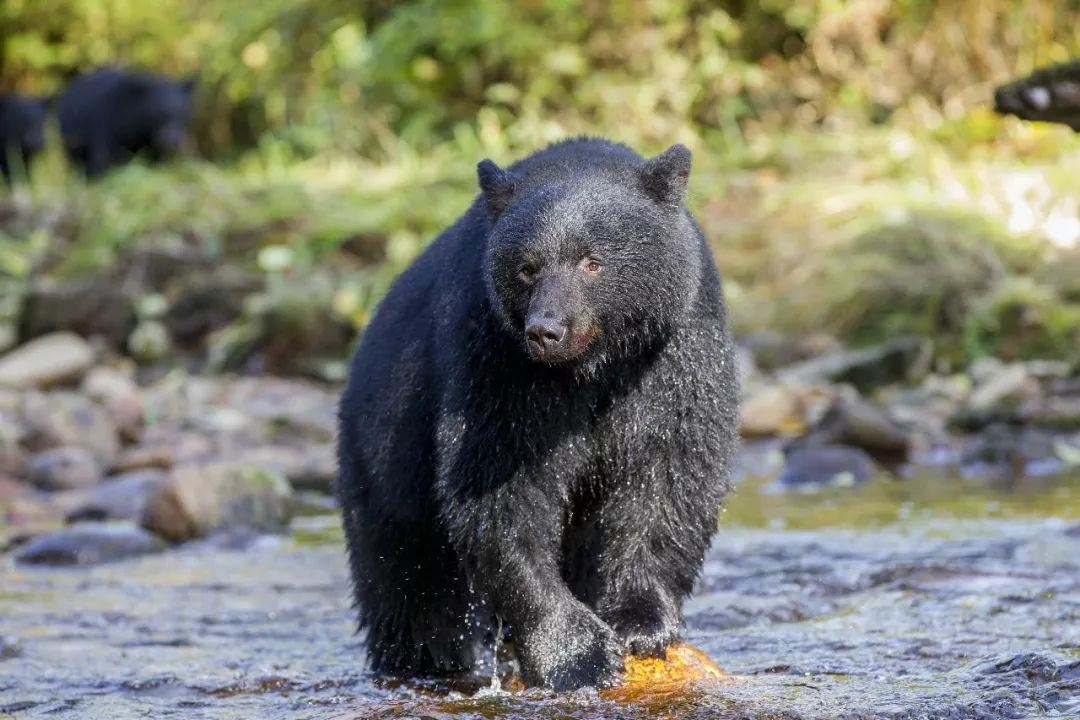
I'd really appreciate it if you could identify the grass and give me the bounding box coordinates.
[5,109,1080,359]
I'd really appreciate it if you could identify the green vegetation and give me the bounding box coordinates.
[4,1,1080,368]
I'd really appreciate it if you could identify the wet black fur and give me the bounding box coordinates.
[336,137,738,690]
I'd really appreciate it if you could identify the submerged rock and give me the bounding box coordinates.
[0,333,95,389]
[776,445,877,490]
[14,522,165,565]
[140,463,293,543]
[602,642,727,704]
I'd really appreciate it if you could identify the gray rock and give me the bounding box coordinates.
[801,393,911,462]
[232,444,336,493]
[778,336,932,391]
[19,279,136,349]
[127,321,172,364]
[14,522,166,565]
[0,415,25,477]
[140,463,293,543]
[17,391,120,468]
[741,385,799,437]
[26,446,101,491]
[966,363,1037,413]
[81,366,144,442]
[740,384,832,438]
[777,445,878,490]
[0,333,95,388]
[56,469,167,523]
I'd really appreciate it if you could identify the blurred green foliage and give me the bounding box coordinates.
[4,0,1079,158]
[4,0,1080,366]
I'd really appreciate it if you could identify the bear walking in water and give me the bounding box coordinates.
[336,138,738,690]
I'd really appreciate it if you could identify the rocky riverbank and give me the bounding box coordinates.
[3,323,1080,565]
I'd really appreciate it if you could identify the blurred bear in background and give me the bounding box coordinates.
[994,61,1080,131]
[58,67,196,177]
[0,93,47,183]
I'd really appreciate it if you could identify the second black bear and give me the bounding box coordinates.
[58,67,195,177]
[0,94,47,183]
[337,138,738,690]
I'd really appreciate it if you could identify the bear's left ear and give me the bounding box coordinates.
[639,144,691,206]
[477,159,516,219]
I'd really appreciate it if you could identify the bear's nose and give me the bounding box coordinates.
[525,318,567,353]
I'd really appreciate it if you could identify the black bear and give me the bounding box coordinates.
[0,94,47,183]
[337,138,738,691]
[994,60,1080,131]
[58,67,195,177]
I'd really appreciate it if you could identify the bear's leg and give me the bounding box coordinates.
[442,481,624,690]
[83,142,112,178]
[343,509,485,677]
[589,463,721,657]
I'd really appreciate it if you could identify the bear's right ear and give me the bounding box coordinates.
[477,159,516,219]
[639,144,692,206]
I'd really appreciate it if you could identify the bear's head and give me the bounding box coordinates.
[480,143,702,369]
[0,95,47,155]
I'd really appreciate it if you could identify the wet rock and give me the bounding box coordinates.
[164,271,261,346]
[120,242,215,290]
[206,278,353,377]
[800,392,911,462]
[128,320,172,364]
[776,445,877,490]
[224,377,337,441]
[19,279,137,349]
[1019,395,1080,430]
[18,391,120,468]
[56,469,167,523]
[232,444,336,493]
[734,346,758,390]
[140,463,293,543]
[14,522,165,565]
[111,445,175,473]
[292,490,338,516]
[886,373,971,441]
[0,417,25,477]
[740,385,830,437]
[26,446,101,491]
[0,332,95,388]
[739,331,843,372]
[81,366,144,442]
[739,331,805,371]
[964,363,1039,416]
[960,425,1063,480]
[0,635,21,660]
[778,336,932,391]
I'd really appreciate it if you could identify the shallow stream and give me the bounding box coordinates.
[2,474,1079,719]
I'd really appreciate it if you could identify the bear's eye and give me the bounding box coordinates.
[519,265,537,282]
[582,258,603,274]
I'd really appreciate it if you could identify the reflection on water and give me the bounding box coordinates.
[1,474,1079,719]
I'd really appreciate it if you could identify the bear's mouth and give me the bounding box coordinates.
[525,324,597,364]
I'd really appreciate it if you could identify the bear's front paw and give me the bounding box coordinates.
[518,606,625,691]
[602,597,681,658]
